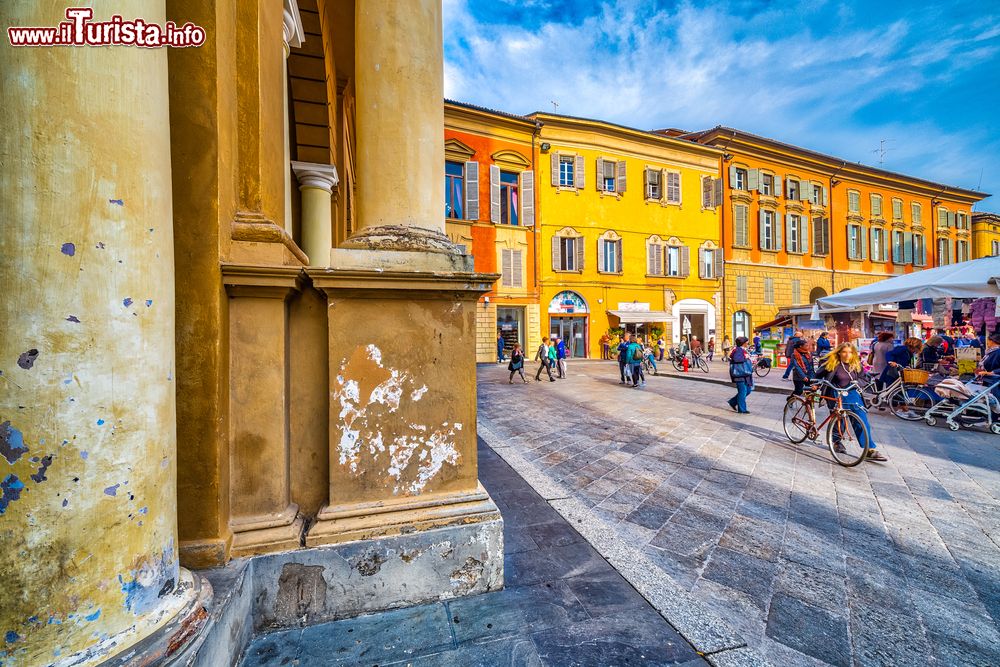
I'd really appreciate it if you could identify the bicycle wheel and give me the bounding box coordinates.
[755,360,771,377]
[671,356,684,371]
[827,410,870,467]
[696,356,710,373]
[783,396,812,444]
[859,381,878,410]
[887,386,935,421]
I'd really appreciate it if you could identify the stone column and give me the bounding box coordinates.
[292,162,339,266]
[0,3,208,665]
[342,0,455,254]
[282,1,304,238]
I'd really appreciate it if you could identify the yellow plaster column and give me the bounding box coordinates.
[292,162,339,266]
[0,3,209,664]
[282,1,304,239]
[341,0,456,254]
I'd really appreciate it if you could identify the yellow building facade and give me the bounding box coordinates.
[972,212,1000,258]
[531,114,724,357]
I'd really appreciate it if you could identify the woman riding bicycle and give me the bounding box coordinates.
[816,342,886,461]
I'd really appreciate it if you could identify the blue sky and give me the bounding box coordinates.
[443,0,1000,211]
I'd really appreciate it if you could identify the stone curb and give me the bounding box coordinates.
[478,421,774,666]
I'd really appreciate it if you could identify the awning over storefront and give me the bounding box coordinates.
[754,316,792,332]
[868,312,897,321]
[607,310,671,324]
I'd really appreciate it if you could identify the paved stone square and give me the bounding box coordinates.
[478,360,1000,667]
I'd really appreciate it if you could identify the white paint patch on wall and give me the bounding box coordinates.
[411,385,428,401]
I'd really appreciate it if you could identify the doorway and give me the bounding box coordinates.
[550,316,587,358]
[680,313,706,343]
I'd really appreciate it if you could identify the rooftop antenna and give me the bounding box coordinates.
[550,100,559,113]
[872,138,894,166]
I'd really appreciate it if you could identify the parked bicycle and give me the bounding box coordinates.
[748,352,772,377]
[669,347,709,373]
[857,369,936,421]
[783,379,873,467]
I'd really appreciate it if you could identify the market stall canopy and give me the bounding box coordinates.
[607,310,672,324]
[754,315,792,332]
[818,256,1000,309]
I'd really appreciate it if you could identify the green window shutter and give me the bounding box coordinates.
[728,166,738,188]
[575,155,585,190]
[550,152,560,186]
[520,170,534,226]
[734,205,746,246]
[489,164,501,223]
[903,232,913,263]
[465,161,479,220]
[860,226,868,260]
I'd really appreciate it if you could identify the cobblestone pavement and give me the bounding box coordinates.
[241,438,705,666]
[478,361,1000,667]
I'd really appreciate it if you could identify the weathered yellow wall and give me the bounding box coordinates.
[0,2,188,663]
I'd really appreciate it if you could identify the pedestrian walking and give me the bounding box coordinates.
[556,337,567,378]
[657,336,666,361]
[627,335,645,388]
[600,332,611,360]
[881,337,923,388]
[816,343,885,461]
[752,334,762,354]
[707,337,715,361]
[788,339,813,397]
[548,338,558,376]
[617,332,632,384]
[728,336,753,413]
[721,335,732,361]
[535,337,555,382]
[496,332,506,363]
[643,339,658,375]
[782,330,803,381]
[507,344,528,383]
[868,332,894,377]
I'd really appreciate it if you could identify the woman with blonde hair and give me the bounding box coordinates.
[816,342,885,461]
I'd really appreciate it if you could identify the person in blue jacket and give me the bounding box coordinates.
[788,339,814,397]
[816,331,832,358]
[617,333,632,384]
[496,332,506,363]
[555,337,567,378]
[880,337,924,387]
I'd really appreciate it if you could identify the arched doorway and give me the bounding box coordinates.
[548,290,589,358]
[809,287,828,303]
[733,310,751,340]
[671,298,716,344]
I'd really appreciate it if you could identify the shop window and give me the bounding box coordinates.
[733,310,751,339]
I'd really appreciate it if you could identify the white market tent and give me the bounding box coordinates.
[817,256,1000,310]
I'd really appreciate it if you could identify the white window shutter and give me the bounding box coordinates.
[489,164,501,223]
[698,248,706,279]
[680,245,690,278]
[644,168,651,199]
[617,160,627,193]
[616,240,623,273]
[735,205,747,246]
[713,177,723,206]
[550,152,560,186]
[748,168,760,191]
[575,155,585,190]
[860,226,868,260]
[552,235,561,271]
[596,158,605,192]
[728,166,738,188]
[786,214,794,251]
[702,177,712,208]
[774,176,782,198]
[501,248,512,287]
[465,161,479,221]
[800,217,809,255]
[774,212,782,251]
[714,248,724,278]
[512,250,523,287]
[575,235,584,271]
[758,209,766,248]
[520,170,534,227]
[647,242,655,275]
[821,186,828,207]
[799,180,811,202]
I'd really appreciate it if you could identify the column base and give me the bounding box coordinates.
[230,516,305,558]
[254,515,504,629]
[339,224,464,255]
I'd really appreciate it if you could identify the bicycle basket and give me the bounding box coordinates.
[901,368,929,384]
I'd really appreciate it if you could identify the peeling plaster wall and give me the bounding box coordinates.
[0,2,187,664]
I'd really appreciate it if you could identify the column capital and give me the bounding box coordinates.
[282,0,304,55]
[292,161,339,193]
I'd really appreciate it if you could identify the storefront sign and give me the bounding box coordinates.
[548,290,588,314]
[617,302,650,312]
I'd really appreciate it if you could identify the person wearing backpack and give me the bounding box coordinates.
[627,336,645,388]
[508,344,527,383]
[535,337,555,382]
[617,332,632,384]
[727,336,754,413]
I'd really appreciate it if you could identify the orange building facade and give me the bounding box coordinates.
[444,101,541,362]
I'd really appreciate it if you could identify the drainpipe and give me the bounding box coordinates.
[719,151,727,341]
[532,119,542,339]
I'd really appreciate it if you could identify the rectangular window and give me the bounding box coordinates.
[938,238,951,265]
[912,202,922,225]
[914,234,926,266]
[848,224,863,260]
[666,172,681,203]
[701,248,715,279]
[760,173,773,196]
[601,239,620,273]
[764,277,774,305]
[789,214,802,253]
[736,275,748,303]
[761,210,776,251]
[666,246,680,277]
[848,191,860,213]
[499,170,519,225]
[646,168,661,200]
[559,237,577,271]
[892,198,903,221]
[603,160,617,192]
[734,168,748,191]
[812,217,829,255]
[791,279,801,305]
[445,161,464,219]
[957,239,969,263]
[787,179,799,201]
[938,208,949,227]
[811,184,823,205]
[892,230,904,264]
[500,249,523,288]
[957,212,968,229]
[647,242,663,275]
[993,240,1000,256]
[871,194,883,218]
[871,227,884,261]
[734,204,749,247]
[559,155,575,187]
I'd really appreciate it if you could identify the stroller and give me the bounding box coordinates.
[924,376,1000,434]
